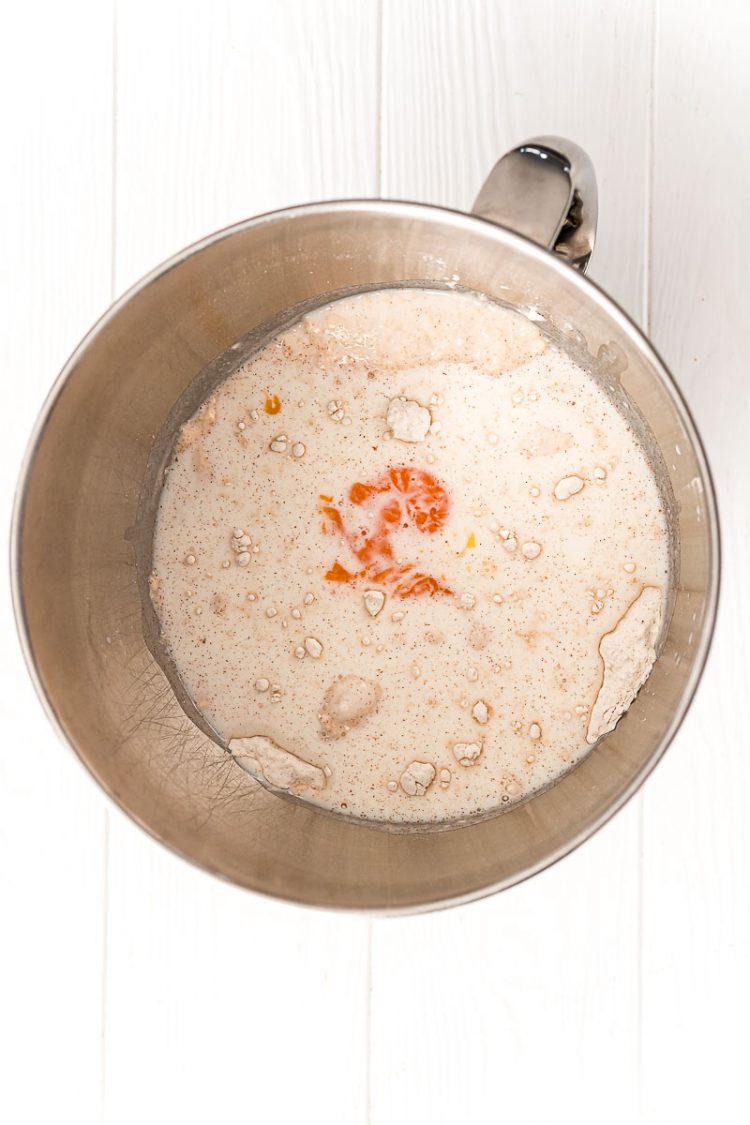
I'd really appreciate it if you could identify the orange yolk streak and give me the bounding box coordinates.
[321,466,453,598]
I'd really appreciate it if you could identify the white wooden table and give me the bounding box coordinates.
[2,2,747,1121]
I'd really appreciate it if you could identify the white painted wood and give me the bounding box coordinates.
[114,0,381,295]
[103,820,371,1125]
[641,1,750,1118]
[0,2,113,1122]
[4,1,750,1122]
[371,3,653,1121]
[380,0,654,320]
[103,3,378,1122]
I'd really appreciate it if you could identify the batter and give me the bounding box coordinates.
[148,288,672,825]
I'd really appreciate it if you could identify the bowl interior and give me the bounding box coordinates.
[14,203,718,910]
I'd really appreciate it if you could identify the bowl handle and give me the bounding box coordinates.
[472,136,598,273]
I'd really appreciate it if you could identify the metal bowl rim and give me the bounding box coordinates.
[10,196,722,914]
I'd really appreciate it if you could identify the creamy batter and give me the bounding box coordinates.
[148,288,672,825]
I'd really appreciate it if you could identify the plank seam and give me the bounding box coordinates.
[639,0,659,1113]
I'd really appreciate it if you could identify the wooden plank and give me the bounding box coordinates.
[380,0,654,319]
[104,822,371,1124]
[371,2,654,1119]
[371,830,646,1123]
[104,3,379,1121]
[0,1,114,1121]
[114,0,382,293]
[641,0,750,1117]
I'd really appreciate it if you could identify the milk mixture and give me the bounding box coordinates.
[148,288,672,825]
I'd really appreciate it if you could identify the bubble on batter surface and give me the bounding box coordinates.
[553,474,585,501]
[471,700,491,725]
[399,760,436,796]
[319,674,381,740]
[386,397,432,443]
[452,741,483,767]
[363,590,386,617]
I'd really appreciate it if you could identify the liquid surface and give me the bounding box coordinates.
[149,288,671,825]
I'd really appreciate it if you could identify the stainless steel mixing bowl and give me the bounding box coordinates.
[12,138,719,911]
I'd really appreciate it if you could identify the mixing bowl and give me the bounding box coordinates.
[12,137,719,910]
